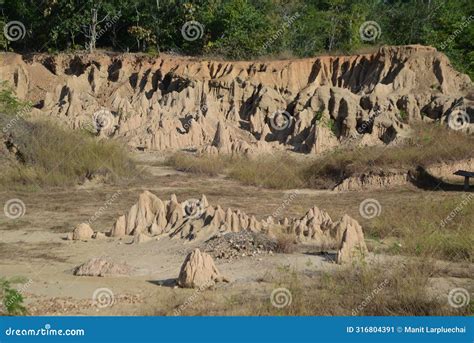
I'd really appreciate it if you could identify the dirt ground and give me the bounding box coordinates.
[0,152,472,316]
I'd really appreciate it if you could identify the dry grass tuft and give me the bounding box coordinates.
[166,123,474,190]
[165,153,227,176]
[0,119,136,189]
[156,261,470,316]
[364,194,473,263]
[275,233,297,254]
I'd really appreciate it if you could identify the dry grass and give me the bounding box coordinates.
[0,119,136,189]
[157,261,471,316]
[364,194,474,263]
[303,123,474,185]
[227,155,306,189]
[0,84,136,189]
[166,153,306,189]
[165,153,227,176]
[166,123,474,190]
[275,233,297,253]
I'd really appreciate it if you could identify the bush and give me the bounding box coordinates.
[0,278,27,316]
[275,233,297,254]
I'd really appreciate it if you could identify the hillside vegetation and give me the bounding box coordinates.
[1,0,473,78]
[0,83,135,189]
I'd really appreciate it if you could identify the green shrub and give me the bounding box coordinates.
[0,278,27,316]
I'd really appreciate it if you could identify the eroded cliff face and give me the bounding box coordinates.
[0,45,472,155]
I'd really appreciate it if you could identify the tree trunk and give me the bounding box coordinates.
[89,8,98,53]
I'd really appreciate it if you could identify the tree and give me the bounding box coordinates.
[82,6,110,52]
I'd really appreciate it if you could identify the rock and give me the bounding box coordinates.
[3,46,471,156]
[110,215,126,237]
[93,232,106,239]
[73,257,132,276]
[72,223,94,241]
[336,215,368,264]
[178,248,227,288]
[132,232,152,244]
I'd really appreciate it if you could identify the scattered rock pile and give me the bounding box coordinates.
[203,231,277,260]
[73,257,133,277]
[177,248,229,288]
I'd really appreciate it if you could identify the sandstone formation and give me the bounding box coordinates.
[336,215,369,264]
[177,248,226,288]
[103,190,367,264]
[333,170,409,191]
[73,257,133,277]
[1,46,472,156]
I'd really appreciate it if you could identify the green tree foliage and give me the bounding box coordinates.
[1,278,27,315]
[0,0,472,77]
